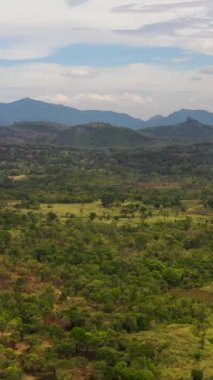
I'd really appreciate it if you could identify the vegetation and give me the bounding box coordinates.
[0,139,212,379]
[142,118,213,144]
[0,117,213,147]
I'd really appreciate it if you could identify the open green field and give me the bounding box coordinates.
[8,200,213,227]
[131,322,213,380]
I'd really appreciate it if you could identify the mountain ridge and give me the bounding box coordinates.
[145,109,213,128]
[0,98,213,129]
[53,122,152,147]
[0,98,143,129]
[142,117,213,143]
[0,118,213,147]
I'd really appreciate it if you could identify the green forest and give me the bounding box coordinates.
[0,141,212,380]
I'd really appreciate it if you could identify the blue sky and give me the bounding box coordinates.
[48,45,213,69]
[1,45,213,70]
[0,0,213,118]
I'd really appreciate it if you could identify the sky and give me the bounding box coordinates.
[0,0,213,119]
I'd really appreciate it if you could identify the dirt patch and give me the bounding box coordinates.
[16,341,30,355]
[170,288,213,304]
[8,175,27,181]
[139,181,181,189]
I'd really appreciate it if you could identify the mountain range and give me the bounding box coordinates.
[0,98,213,129]
[142,117,213,144]
[0,98,142,129]
[0,118,213,148]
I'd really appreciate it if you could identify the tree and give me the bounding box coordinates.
[193,321,208,350]
[56,340,75,358]
[96,347,118,366]
[90,212,97,221]
[191,369,203,380]
[23,353,46,372]
[0,313,9,337]
[71,327,88,355]
[4,366,23,380]
[207,198,213,208]
[100,193,116,208]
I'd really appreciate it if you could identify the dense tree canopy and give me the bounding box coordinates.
[0,142,212,379]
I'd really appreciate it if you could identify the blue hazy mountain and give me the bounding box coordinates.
[145,109,213,127]
[0,98,212,128]
[0,98,143,129]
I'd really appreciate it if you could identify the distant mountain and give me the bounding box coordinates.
[145,109,213,128]
[142,118,213,143]
[54,123,152,147]
[0,98,143,129]
[0,98,213,129]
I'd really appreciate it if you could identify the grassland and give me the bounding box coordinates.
[131,322,213,380]
[7,199,212,227]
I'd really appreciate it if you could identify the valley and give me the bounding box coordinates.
[0,140,212,379]
[1,0,213,377]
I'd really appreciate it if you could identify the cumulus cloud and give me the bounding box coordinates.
[61,67,97,78]
[38,94,72,105]
[0,62,212,118]
[72,93,116,102]
[0,0,212,115]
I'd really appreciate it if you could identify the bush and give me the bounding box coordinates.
[191,369,203,380]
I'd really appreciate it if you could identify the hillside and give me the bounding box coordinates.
[143,118,213,144]
[0,121,67,145]
[0,121,152,147]
[0,118,213,147]
[54,123,152,147]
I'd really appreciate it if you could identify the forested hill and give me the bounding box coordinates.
[142,118,213,144]
[0,122,152,147]
[0,118,213,147]
[53,123,152,147]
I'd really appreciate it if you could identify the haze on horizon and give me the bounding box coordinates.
[0,0,213,119]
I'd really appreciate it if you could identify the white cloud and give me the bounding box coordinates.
[0,0,212,59]
[0,1,212,116]
[38,94,72,104]
[0,62,212,118]
[71,93,116,102]
[61,67,97,78]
